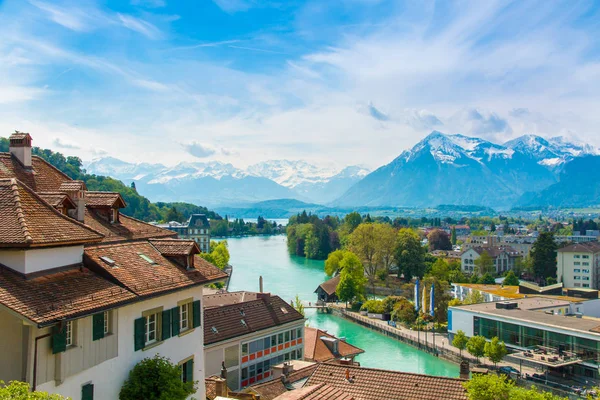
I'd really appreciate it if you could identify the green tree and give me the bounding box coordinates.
[428,258,450,281]
[503,270,519,286]
[324,249,345,276]
[451,227,457,246]
[531,232,558,282]
[395,228,426,280]
[335,252,367,306]
[452,330,468,357]
[428,229,453,251]
[474,251,494,276]
[464,374,566,400]
[344,212,362,233]
[292,294,305,317]
[484,337,507,367]
[391,297,418,325]
[348,223,378,278]
[119,354,196,400]
[0,381,68,399]
[464,290,485,305]
[478,273,495,285]
[546,276,557,285]
[199,241,230,270]
[467,336,487,363]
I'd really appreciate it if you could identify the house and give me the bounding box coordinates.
[460,246,521,274]
[557,242,600,289]
[203,291,306,391]
[0,132,228,399]
[314,275,340,303]
[159,214,212,252]
[303,327,364,364]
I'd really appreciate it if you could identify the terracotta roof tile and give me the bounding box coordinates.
[85,191,126,208]
[0,154,71,192]
[558,241,600,253]
[84,209,176,243]
[273,383,354,400]
[193,255,228,281]
[0,264,136,326]
[37,192,76,209]
[204,294,304,345]
[245,363,319,400]
[58,181,87,192]
[0,178,104,248]
[305,363,467,400]
[150,239,200,256]
[304,327,364,363]
[84,241,222,297]
[316,275,340,296]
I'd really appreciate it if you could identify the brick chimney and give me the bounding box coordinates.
[9,132,32,168]
[214,377,228,397]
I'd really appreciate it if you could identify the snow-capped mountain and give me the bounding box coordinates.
[504,134,599,168]
[247,160,338,188]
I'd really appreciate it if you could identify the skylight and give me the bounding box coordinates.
[100,256,116,267]
[211,326,219,334]
[281,307,288,314]
[138,253,157,265]
[241,319,247,327]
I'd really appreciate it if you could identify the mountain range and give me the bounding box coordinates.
[84,132,600,210]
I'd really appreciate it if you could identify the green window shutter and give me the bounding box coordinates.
[161,309,172,341]
[185,359,194,383]
[192,300,201,329]
[52,325,66,354]
[171,307,180,336]
[134,317,145,351]
[81,383,94,400]
[92,313,105,341]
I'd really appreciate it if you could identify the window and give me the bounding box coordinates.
[297,328,302,339]
[285,331,290,342]
[242,343,249,356]
[180,303,190,331]
[574,269,581,273]
[278,333,284,344]
[264,358,270,371]
[271,335,277,346]
[138,253,157,265]
[575,283,581,287]
[583,263,590,267]
[583,255,590,259]
[264,337,271,349]
[241,367,248,380]
[65,321,74,347]
[575,276,581,280]
[180,358,193,384]
[291,329,296,340]
[574,262,581,266]
[583,276,590,281]
[583,269,590,273]
[584,284,590,288]
[256,361,263,374]
[143,310,162,346]
[249,364,256,378]
[575,255,581,259]
[103,311,109,335]
[284,352,290,361]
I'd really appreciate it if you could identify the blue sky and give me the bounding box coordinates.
[1,0,600,168]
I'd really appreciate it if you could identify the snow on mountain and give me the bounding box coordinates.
[504,134,599,168]
[247,160,338,188]
[148,161,247,184]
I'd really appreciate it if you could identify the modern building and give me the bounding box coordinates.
[449,297,600,380]
[557,242,600,289]
[303,327,364,364]
[0,132,228,400]
[203,291,305,391]
[461,246,521,274]
[159,214,212,252]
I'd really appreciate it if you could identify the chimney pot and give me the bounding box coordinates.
[9,131,32,168]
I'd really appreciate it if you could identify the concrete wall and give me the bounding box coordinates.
[0,246,83,275]
[36,286,206,400]
[0,309,24,382]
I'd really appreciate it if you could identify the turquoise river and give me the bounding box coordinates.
[225,235,459,377]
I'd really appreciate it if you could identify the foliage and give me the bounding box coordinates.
[382,296,406,313]
[421,276,452,323]
[119,354,196,400]
[325,250,346,276]
[391,297,418,325]
[287,213,340,260]
[451,227,457,245]
[484,337,507,366]
[452,330,468,356]
[349,223,397,280]
[291,294,305,317]
[0,381,69,399]
[478,273,495,285]
[531,232,558,282]
[503,270,519,286]
[474,251,494,276]
[464,374,566,400]
[428,229,453,251]
[464,290,485,305]
[335,252,367,304]
[395,228,426,280]
[546,276,557,285]
[199,241,230,269]
[466,335,487,362]
[360,299,386,314]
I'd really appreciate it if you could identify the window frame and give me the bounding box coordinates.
[142,307,163,347]
[103,311,110,335]
[65,320,74,347]
[178,298,194,333]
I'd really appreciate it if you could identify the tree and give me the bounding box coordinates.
[165,206,184,222]
[467,336,487,363]
[373,223,397,276]
[484,337,507,367]
[452,330,468,357]
[451,227,457,246]
[292,294,305,317]
[478,273,495,285]
[120,354,196,400]
[325,249,345,276]
[344,212,362,233]
[464,290,485,305]
[474,251,494,276]
[199,241,230,269]
[428,229,453,251]
[428,258,450,282]
[348,223,378,278]
[395,228,426,280]
[464,374,566,400]
[0,381,68,399]
[336,253,367,306]
[546,276,557,285]
[391,297,418,325]
[531,232,558,282]
[503,270,519,286]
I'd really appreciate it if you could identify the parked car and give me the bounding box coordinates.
[498,366,519,375]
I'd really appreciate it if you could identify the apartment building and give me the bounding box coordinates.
[203,291,305,391]
[557,242,600,289]
[461,246,521,274]
[159,214,212,253]
[0,132,227,399]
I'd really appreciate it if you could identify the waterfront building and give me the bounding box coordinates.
[557,242,600,289]
[303,327,364,364]
[0,132,227,399]
[314,275,340,303]
[449,297,600,380]
[203,291,305,391]
[460,246,521,274]
[158,214,212,252]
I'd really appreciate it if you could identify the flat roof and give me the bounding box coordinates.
[453,283,587,302]
[452,298,600,336]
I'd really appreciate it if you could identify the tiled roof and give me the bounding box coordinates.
[273,383,354,400]
[9,132,30,141]
[85,191,126,208]
[59,180,87,192]
[84,241,223,297]
[193,255,228,281]
[0,154,71,192]
[245,363,319,400]
[315,275,340,296]
[0,178,104,248]
[558,242,600,253]
[304,363,467,400]
[304,327,364,362]
[150,239,200,256]
[84,209,176,243]
[465,246,519,258]
[38,192,76,209]
[0,264,136,326]
[204,293,304,345]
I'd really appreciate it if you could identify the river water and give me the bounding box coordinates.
[226,235,459,377]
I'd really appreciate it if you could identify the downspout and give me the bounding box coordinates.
[33,333,51,391]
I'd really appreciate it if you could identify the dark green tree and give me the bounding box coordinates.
[503,270,519,286]
[395,228,426,280]
[531,232,558,282]
[478,273,495,284]
[427,229,453,251]
[451,227,457,246]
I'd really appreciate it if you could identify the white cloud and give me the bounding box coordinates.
[52,137,81,149]
[182,141,217,158]
[29,0,91,31]
[117,14,162,39]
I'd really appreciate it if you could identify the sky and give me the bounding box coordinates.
[1,0,600,169]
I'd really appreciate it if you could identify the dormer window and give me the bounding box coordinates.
[111,208,119,223]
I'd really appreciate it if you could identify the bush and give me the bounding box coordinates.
[119,354,196,400]
[0,381,68,399]
[381,296,406,313]
[360,299,385,314]
[350,302,363,312]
